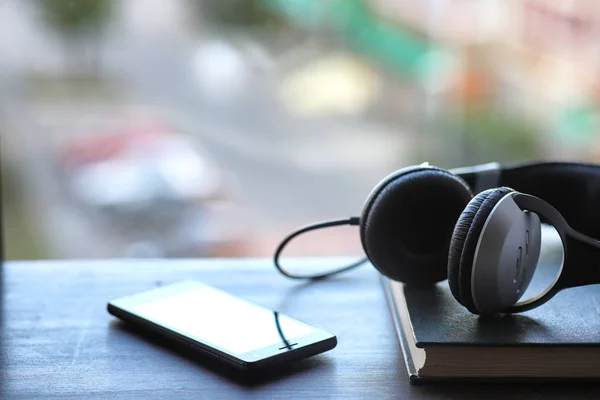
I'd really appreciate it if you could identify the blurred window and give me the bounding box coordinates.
[1,0,598,261]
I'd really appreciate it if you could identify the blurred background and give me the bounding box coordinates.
[1,0,599,261]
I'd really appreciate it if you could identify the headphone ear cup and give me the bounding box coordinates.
[360,166,473,285]
[447,187,514,313]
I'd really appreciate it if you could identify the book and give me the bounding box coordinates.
[381,241,600,381]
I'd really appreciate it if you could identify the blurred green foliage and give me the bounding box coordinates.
[460,108,541,164]
[2,163,48,260]
[262,0,436,78]
[39,0,113,34]
[193,0,284,27]
[38,0,114,75]
[554,104,597,148]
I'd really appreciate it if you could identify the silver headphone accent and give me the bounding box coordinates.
[471,192,543,314]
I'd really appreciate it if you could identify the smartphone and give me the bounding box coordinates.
[107,280,337,370]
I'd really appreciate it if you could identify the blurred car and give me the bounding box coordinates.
[56,119,247,258]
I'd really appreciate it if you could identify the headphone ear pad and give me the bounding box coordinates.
[360,167,473,285]
[447,187,514,313]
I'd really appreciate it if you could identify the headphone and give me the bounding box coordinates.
[273,161,600,315]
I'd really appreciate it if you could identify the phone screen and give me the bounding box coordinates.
[124,282,314,356]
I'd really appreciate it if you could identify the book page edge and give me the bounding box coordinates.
[380,274,426,378]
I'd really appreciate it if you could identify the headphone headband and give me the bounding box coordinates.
[452,161,600,191]
[453,161,600,240]
[450,162,501,193]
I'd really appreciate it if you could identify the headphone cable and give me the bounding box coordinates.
[273,217,368,280]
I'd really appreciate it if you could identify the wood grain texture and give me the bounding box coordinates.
[2,258,600,399]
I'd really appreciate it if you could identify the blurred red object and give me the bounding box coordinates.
[59,121,171,166]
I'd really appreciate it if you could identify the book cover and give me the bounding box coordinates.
[381,244,600,381]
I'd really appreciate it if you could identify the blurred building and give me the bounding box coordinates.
[369,0,499,44]
[486,0,600,156]
[368,0,600,159]
[367,0,500,105]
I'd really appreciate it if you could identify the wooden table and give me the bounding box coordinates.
[2,258,600,399]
